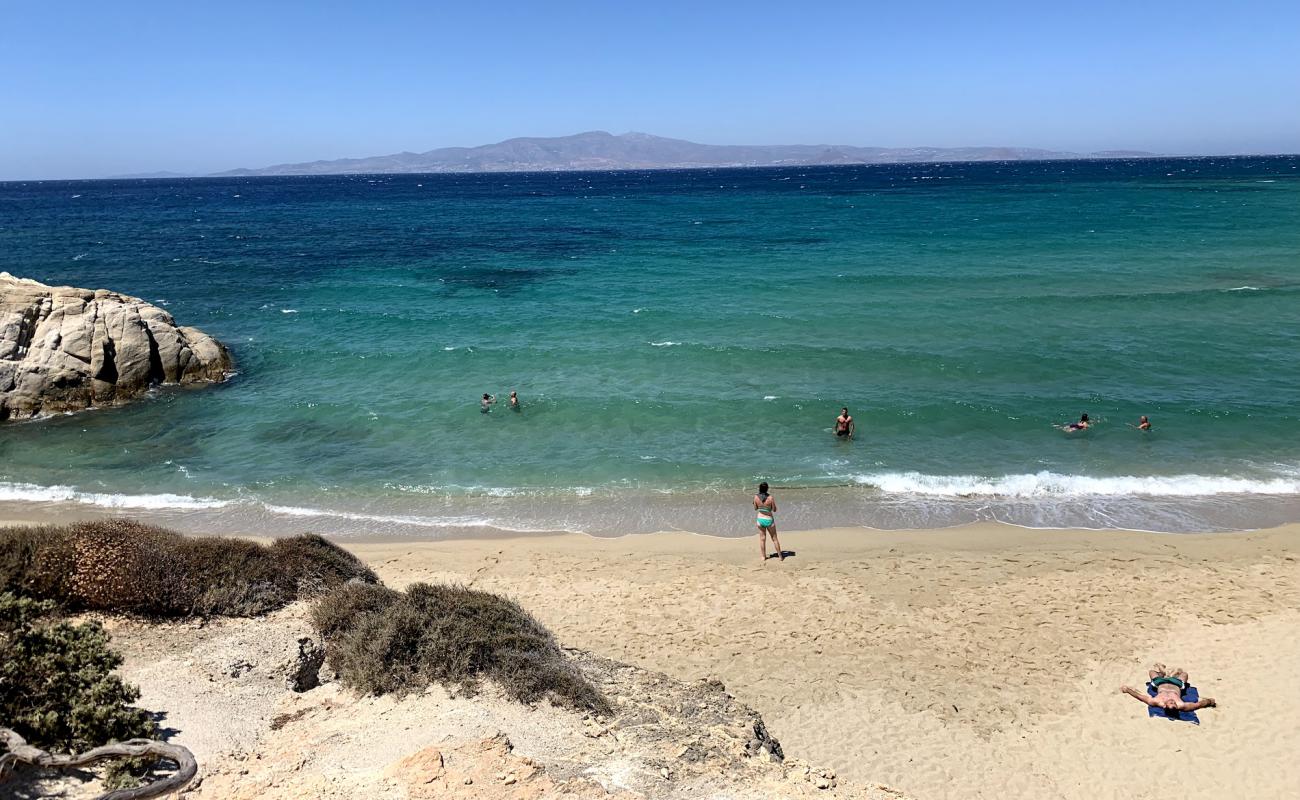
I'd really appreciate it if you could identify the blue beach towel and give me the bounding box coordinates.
[1146,682,1201,724]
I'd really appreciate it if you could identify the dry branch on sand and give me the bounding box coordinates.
[0,726,196,800]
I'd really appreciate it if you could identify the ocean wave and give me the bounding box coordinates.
[648,341,681,347]
[385,482,596,498]
[259,503,565,532]
[1224,286,1262,292]
[0,481,231,510]
[850,471,1300,498]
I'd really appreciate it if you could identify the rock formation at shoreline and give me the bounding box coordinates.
[0,273,231,421]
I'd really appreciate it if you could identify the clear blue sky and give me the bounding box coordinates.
[2,0,1298,179]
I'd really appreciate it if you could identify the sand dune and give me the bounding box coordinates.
[353,524,1300,799]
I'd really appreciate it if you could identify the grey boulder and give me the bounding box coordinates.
[0,272,232,421]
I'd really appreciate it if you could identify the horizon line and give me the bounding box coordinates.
[8,151,1300,184]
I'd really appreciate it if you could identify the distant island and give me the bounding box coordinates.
[107,170,194,180]
[213,131,1159,177]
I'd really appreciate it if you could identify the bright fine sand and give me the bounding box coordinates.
[350,523,1300,800]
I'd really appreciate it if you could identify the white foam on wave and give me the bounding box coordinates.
[0,481,231,510]
[281,308,299,314]
[386,483,595,499]
[1224,286,1261,292]
[851,471,1300,498]
[648,341,681,347]
[260,503,564,532]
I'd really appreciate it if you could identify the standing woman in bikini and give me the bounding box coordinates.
[754,482,784,562]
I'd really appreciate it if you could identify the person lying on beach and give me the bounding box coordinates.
[509,390,520,411]
[1056,413,1090,432]
[1120,664,1217,713]
[481,393,496,413]
[834,408,855,439]
[754,482,784,562]
[1129,415,1152,431]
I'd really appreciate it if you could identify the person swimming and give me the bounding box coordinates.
[480,393,496,413]
[1058,413,1090,432]
[508,390,520,412]
[834,407,855,439]
[1131,415,1151,431]
[753,482,784,562]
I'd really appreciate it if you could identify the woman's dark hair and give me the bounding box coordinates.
[483,393,491,400]
[1080,413,1089,422]
[758,482,769,494]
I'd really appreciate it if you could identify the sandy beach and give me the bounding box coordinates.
[346,523,1300,799]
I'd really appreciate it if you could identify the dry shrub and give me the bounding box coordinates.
[0,592,154,752]
[0,524,77,599]
[0,521,376,617]
[311,581,608,713]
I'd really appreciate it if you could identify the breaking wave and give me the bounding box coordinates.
[851,471,1300,497]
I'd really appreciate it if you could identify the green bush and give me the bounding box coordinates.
[0,592,154,753]
[0,521,377,617]
[312,582,609,713]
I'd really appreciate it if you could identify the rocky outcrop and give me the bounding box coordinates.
[0,273,231,421]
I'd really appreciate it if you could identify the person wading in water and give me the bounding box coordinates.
[835,408,855,439]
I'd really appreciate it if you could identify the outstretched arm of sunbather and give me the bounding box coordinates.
[1179,697,1217,711]
[1120,685,1158,706]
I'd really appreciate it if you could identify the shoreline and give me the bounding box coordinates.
[340,519,1300,565]
[3,483,1300,540]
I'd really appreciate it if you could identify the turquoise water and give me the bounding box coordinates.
[2,158,1299,536]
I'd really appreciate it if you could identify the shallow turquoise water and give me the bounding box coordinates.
[2,158,1298,536]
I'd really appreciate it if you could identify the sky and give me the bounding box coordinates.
[2,0,1298,180]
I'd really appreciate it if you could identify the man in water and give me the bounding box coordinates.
[1120,663,1216,714]
[509,390,520,411]
[481,393,496,413]
[1058,413,1090,432]
[834,407,855,439]
[1134,415,1151,431]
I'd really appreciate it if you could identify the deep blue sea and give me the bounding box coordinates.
[2,158,1299,537]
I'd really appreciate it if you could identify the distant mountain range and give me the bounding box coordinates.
[107,170,194,180]
[213,131,1158,177]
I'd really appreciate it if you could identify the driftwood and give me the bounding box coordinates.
[0,727,197,800]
